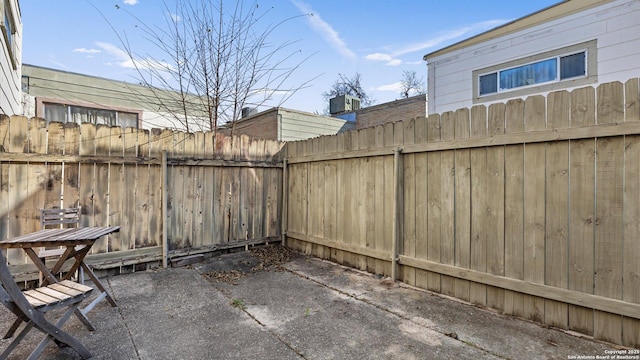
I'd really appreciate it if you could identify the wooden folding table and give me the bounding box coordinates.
[0,226,121,331]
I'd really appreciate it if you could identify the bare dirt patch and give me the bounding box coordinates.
[201,245,293,284]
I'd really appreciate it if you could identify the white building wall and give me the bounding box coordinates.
[0,0,21,115]
[428,0,640,115]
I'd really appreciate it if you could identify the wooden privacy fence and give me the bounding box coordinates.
[0,115,284,277]
[285,79,640,347]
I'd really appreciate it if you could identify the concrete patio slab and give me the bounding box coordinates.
[0,247,623,359]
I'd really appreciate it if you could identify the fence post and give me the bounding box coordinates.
[161,150,168,268]
[391,147,403,281]
[281,158,288,246]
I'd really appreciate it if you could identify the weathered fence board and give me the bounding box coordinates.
[284,78,640,347]
[0,116,284,275]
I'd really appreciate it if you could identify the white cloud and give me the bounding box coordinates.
[372,81,402,92]
[364,19,508,66]
[73,48,101,54]
[123,0,138,5]
[96,42,173,72]
[365,53,403,66]
[291,0,356,60]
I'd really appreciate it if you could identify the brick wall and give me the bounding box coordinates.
[355,94,426,129]
[219,109,278,140]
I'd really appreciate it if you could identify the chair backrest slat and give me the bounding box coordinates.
[41,208,81,229]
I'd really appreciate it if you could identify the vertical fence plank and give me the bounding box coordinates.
[200,132,214,247]
[171,131,185,248]
[523,95,546,323]
[593,83,625,344]
[8,117,29,265]
[316,136,331,259]
[372,126,385,272]
[313,137,326,258]
[213,135,228,245]
[547,91,570,130]
[63,123,80,209]
[504,99,525,317]
[426,114,442,292]
[382,123,395,277]
[453,108,471,302]
[364,128,377,272]
[183,133,196,246]
[93,125,111,253]
[414,116,429,290]
[341,130,356,267]
[189,132,203,248]
[79,123,96,230]
[148,129,166,247]
[108,126,124,252]
[597,82,624,124]
[545,90,571,329]
[304,138,316,255]
[440,112,456,297]
[625,78,639,121]
[122,128,138,250]
[402,118,416,286]
[621,86,639,349]
[486,103,505,312]
[252,139,265,243]
[469,105,487,306]
[27,118,47,235]
[356,129,369,271]
[334,134,346,265]
[594,135,624,344]
[323,135,338,260]
[299,139,310,252]
[44,122,64,210]
[136,129,151,248]
[623,135,640,348]
[0,116,9,242]
[568,86,596,336]
[545,145,570,329]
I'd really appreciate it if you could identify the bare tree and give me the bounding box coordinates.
[322,73,375,108]
[110,0,313,134]
[399,70,425,99]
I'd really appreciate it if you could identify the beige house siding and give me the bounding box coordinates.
[0,0,21,115]
[355,95,427,129]
[21,64,213,131]
[221,107,355,141]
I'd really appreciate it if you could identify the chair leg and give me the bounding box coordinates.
[29,303,90,360]
[0,321,35,359]
[3,317,24,339]
[81,262,117,307]
[1,303,93,360]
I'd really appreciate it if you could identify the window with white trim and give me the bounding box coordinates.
[1,0,17,70]
[472,40,597,103]
[479,51,586,96]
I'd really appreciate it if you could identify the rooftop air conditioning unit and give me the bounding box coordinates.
[330,95,361,114]
[241,107,258,118]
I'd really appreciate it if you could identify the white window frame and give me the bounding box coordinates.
[1,0,17,70]
[472,40,597,104]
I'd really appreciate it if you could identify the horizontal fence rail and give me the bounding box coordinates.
[284,79,640,348]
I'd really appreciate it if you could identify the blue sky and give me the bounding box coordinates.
[20,0,561,114]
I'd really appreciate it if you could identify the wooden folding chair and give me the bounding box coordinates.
[0,249,94,359]
[39,208,83,284]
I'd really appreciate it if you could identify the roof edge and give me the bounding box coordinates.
[424,0,614,61]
